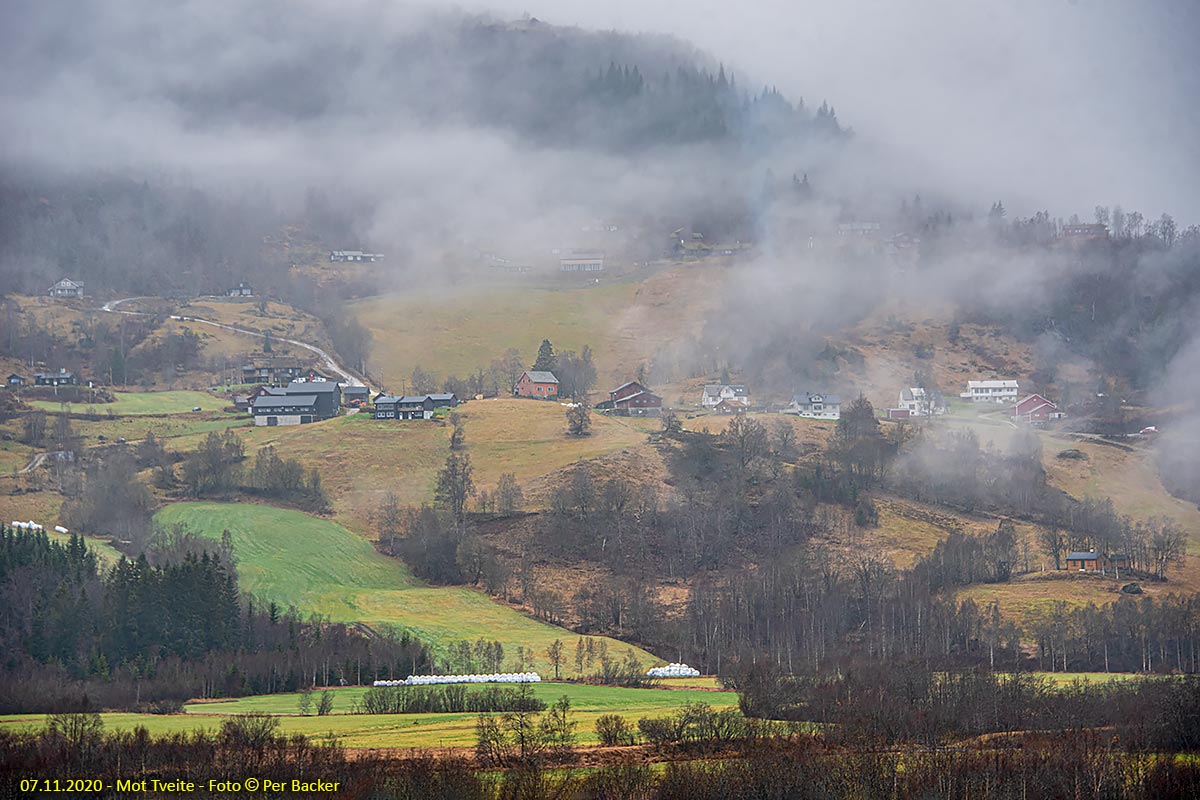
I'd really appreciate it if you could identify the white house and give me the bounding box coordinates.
[785,392,841,420]
[701,384,749,409]
[898,387,945,416]
[48,278,84,299]
[559,251,605,272]
[960,380,1020,404]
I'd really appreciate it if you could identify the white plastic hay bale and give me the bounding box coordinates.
[54,526,69,534]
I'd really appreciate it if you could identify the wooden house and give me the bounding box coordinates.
[1012,393,1064,424]
[515,370,559,399]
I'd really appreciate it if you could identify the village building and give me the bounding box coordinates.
[227,282,253,297]
[48,278,84,299]
[785,392,842,420]
[713,397,751,414]
[342,385,370,406]
[329,250,385,262]
[373,394,435,420]
[34,369,78,387]
[1012,393,1065,424]
[241,360,305,385]
[5,373,25,389]
[251,394,320,426]
[559,252,605,272]
[427,392,460,409]
[597,380,663,416]
[897,387,945,416]
[1065,551,1109,572]
[960,379,1020,403]
[1061,223,1109,241]
[515,370,559,399]
[836,222,882,239]
[284,380,341,419]
[701,384,749,409]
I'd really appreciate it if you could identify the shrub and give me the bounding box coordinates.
[595,714,636,747]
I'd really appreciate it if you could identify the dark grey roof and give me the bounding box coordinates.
[397,395,432,404]
[1066,551,1101,561]
[704,384,747,395]
[286,380,339,394]
[343,385,369,394]
[428,392,457,401]
[524,371,558,383]
[253,394,318,409]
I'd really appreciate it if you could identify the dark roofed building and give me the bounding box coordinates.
[252,394,320,426]
[342,385,370,405]
[598,380,662,416]
[1065,551,1108,572]
[34,369,78,387]
[6,373,25,389]
[427,393,460,408]
[285,380,340,419]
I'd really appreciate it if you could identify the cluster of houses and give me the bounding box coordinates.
[5,369,82,390]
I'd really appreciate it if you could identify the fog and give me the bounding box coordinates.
[469,0,1200,222]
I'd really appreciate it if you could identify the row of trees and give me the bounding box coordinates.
[0,527,430,712]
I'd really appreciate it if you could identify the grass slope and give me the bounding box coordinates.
[30,390,227,415]
[154,502,659,671]
[0,682,737,749]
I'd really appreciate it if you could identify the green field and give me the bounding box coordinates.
[0,682,737,749]
[154,502,660,671]
[30,390,228,415]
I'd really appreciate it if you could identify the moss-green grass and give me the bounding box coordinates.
[30,390,227,415]
[153,502,659,671]
[0,683,736,749]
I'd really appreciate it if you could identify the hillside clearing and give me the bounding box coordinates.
[29,390,227,415]
[154,502,659,671]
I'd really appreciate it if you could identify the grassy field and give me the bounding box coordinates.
[154,502,660,671]
[354,263,724,392]
[0,682,737,749]
[200,398,651,527]
[29,390,228,415]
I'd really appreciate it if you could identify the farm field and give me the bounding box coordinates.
[215,398,650,525]
[29,390,228,415]
[354,262,724,391]
[0,682,738,749]
[153,502,660,671]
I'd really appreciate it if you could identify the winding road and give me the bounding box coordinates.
[100,297,367,388]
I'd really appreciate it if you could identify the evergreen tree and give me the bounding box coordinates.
[532,339,556,373]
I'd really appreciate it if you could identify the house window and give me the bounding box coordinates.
[267,417,278,426]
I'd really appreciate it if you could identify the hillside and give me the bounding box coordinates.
[155,502,659,672]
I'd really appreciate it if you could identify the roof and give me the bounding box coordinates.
[793,392,841,405]
[35,370,73,378]
[615,390,661,404]
[523,371,559,383]
[611,381,641,394]
[1066,551,1101,561]
[703,384,748,396]
[397,395,433,404]
[286,380,339,394]
[373,394,402,404]
[253,394,318,409]
[342,385,369,394]
[967,380,1020,389]
[52,277,83,287]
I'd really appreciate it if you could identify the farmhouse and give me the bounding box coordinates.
[515,370,559,399]
[785,392,841,420]
[34,369,78,387]
[713,398,750,414]
[427,392,460,408]
[241,360,305,385]
[897,387,945,416]
[960,379,1020,403]
[1012,393,1064,424]
[701,384,749,409]
[48,278,84,298]
[6,374,25,388]
[597,380,663,416]
[284,380,341,419]
[1065,551,1109,572]
[559,252,605,272]
[373,394,435,420]
[227,282,253,297]
[342,385,370,406]
[252,394,319,426]
[1062,223,1109,241]
[329,250,385,263]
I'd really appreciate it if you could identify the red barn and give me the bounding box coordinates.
[515,370,559,399]
[605,380,663,416]
[1012,393,1063,424]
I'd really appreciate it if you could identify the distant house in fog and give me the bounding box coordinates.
[329,250,385,263]
[960,380,1020,403]
[559,252,605,272]
[701,384,749,409]
[227,282,253,297]
[48,278,84,299]
[6,373,25,389]
[1061,223,1108,241]
[34,369,78,387]
[897,387,945,416]
[785,392,841,420]
[1012,393,1064,424]
[596,380,663,416]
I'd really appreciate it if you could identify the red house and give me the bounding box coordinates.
[515,370,559,399]
[603,380,663,416]
[1012,393,1064,424]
